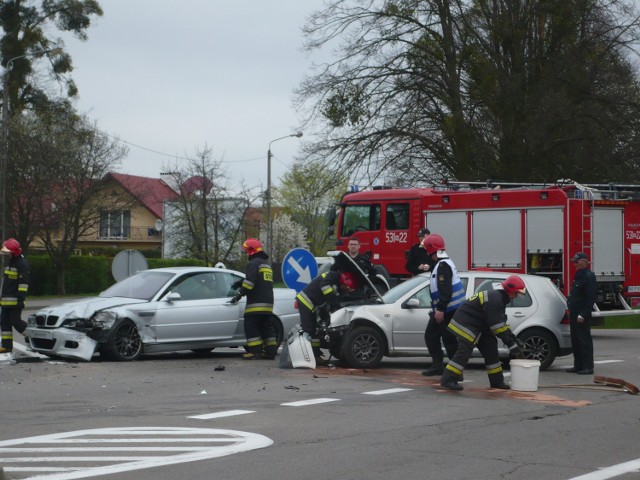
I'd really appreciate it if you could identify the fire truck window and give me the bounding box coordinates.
[342,204,381,235]
[386,204,409,230]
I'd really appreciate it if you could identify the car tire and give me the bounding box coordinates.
[341,325,386,368]
[101,319,143,361]
[518,328,558,370]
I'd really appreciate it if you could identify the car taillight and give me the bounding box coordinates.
[294,299,299,309]
[561,309,570,324]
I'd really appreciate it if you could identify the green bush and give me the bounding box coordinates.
[27,254,207,296]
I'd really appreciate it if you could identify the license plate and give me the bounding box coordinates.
[32,330,53,340]
[627,286,640,293]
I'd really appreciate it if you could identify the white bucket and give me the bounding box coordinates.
[510,359,541,392]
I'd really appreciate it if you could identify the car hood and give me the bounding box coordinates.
[35,296,148,319]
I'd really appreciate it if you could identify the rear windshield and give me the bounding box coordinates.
[100,271,175,300]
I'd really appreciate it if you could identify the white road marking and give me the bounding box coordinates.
[281,398,340,407]
[363,388,413,395]
[594,360,624,364]
[0,427,272,480]
[188,410,256,420]
[567,458,640,479]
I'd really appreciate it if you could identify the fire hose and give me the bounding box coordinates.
[540,375,639,395]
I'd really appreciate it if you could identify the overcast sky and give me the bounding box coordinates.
[60,1,324,191]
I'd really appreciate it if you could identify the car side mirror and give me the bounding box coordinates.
[165,292,181,302]
[404,298,421,308]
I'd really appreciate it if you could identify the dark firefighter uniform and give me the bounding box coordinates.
[0,244,30,353]
[422,257,465,374]
[405,243,433,276]
[567,255,597,373]
[442,289,521,390]
[234,251,277,359]
[296,271,342,357]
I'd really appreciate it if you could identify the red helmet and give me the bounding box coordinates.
[423,234,445,254]
[242,238,263,255]
[339,271,359,290]
[1,238,22,256]
[501,276,526,296]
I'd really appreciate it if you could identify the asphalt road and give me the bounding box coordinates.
[1,322,639,480]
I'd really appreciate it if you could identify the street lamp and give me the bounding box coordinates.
[266,132,303,250]
[1,47,62,240]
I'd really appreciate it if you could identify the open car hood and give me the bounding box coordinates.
[328,251,384,302]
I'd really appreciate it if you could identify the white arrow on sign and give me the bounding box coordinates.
[287,256,312,285]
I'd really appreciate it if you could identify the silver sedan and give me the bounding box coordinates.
[328,271,572,370]
[26,267,298,361]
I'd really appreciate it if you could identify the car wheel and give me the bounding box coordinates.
[518,328,557,370]
[102,320,142,361]
[341,326,386,368]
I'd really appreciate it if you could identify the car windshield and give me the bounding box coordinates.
[100,271,175,300]
[382,275,428,303]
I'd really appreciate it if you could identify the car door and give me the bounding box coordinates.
[153,272,244,342]
[391,282,432,353]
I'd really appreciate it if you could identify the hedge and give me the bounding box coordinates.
[27,255,207,296]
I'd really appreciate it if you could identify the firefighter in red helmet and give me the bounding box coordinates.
[440,275,526,390]
[229,238,278,360]
[0,238,30,354]
[421,234,465,376]
[296,270,358,366]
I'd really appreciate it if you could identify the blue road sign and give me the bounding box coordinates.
[281,248,318,292]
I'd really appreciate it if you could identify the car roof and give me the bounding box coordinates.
[132,266,243,276]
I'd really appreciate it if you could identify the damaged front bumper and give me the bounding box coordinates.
[25,326,98,361]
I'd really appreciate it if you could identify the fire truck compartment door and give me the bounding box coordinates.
[593,208,624,276]
[472,210,522,268]
[423,211,468,270]
[526,208,563,252]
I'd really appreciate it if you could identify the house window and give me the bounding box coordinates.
[100,210,131,239]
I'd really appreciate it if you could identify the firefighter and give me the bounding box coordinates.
[296,270,358,366]
[0,238,30,354]
[229,238,278,360]
[440,276,526,391]
[421,234,465,376]
[405,227,433,276]
[566,252,597,375]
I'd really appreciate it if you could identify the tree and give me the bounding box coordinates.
[1,0,103,115]
[296,0,640,185]
[161,147,261,267]
[269,213,309,263]
[15,110,128,294]
[273,161,349,255]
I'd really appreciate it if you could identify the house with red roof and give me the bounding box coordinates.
[73,173,179,253]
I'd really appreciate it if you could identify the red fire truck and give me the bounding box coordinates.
[329,181,640,309]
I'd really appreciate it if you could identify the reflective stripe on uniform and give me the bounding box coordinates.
[445,362,464,375]
[241,279,255,290]
[296,291,314,311]
[245,303,273,314]
[486,362,503,374]
[246,337,263,347]
[448,320,476,344]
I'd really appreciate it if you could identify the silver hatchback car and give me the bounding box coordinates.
[327,271,571,370]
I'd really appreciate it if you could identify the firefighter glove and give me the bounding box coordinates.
[227,294,241,305]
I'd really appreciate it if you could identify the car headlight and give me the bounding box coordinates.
[27,314,36,327]
[91,310,118,329]
[61,318,93,329]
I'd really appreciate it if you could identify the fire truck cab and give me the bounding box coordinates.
[332,181,640,309]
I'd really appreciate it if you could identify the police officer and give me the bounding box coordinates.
[421,234,465,376]
[566,252,597,375]
[440,276,526,391]
[296,270,357,365]
[229,238,278,360]
[405,227,432,276]
[0,238,30,354]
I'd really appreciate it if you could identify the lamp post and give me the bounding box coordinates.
[266,132,303,250]
[1,47,62,241]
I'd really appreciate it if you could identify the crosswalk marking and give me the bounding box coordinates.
[281,398,340,407]
[188,410,256,420]
[363,388,413,395]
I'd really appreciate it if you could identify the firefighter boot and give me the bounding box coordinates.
[313,347,329,367]
[0,347,12,354]
[440,370,463,391]
[489,372,510,390]
[421,360,444,376]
